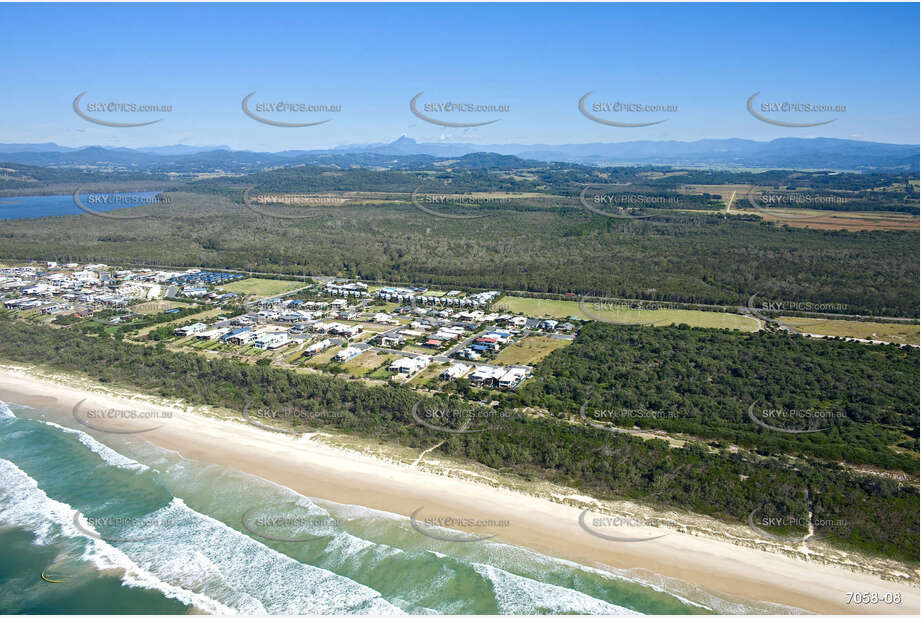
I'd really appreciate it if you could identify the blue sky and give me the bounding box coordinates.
[1,2,918,150]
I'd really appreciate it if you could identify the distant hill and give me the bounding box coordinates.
[330,137,919,172]
[0,137,916,172]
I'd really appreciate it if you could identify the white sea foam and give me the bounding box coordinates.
[40,421,149,472]
[118,498,405,615]
[474,562,641,614]
[0,458,233,614]
[0,400,15,419]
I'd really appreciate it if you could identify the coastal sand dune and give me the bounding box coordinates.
[1,367,917,615]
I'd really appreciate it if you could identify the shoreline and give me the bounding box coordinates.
[1,364,918,615]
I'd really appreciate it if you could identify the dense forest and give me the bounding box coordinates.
[184,161,918,213]
[0,318,917,562]
[511,322,919,473]
[0,191,917,316]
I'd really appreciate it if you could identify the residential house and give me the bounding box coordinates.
[388,356,430,375]
[253,331,290,350]
[333,346,363,362]
[440,363,470,380]
[175,322,208,336]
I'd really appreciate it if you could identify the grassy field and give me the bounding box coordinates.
[732,207,919,232]
[780,317,920,345]
[132,300,185,314]
[217,278,307,297]
[680,184,920,231]
[303,345,347,367]
[679,183,751,209]
[403,344,439,355]
[134,307,224,337]
[495,296,760,332]
[492,336,571,365]
[407,361,450,385]
[340,351,398,377]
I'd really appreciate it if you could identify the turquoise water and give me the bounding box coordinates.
[0,400,789,615]
[0,192,164,220]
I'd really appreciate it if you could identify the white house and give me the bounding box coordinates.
[333,346,363,362]
[440,363,470,380]
[304,338,333,355]
[196,327,230,340]
[469,365,507,386]
[373,313,398,325]
[379,334,405,347]
[388,356,430,375]
[175,322,207,336]
[227,330,256,345]
[253,331,290,350]
[498,367,529,389]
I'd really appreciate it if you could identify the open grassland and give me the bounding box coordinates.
[780,317,920,345]
[340,350,399,377]
[303,346,345,367]
[407,361,450,385]
[134,307,224,337]
[132,300,185,314]
[217,277,306,297]
[733,208,919,232]
[492,336,571,365]
[679,183,752,207]
[403,344,439,355]
[496,296,760,331]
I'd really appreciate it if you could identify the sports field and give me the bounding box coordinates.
[217,278,307,297]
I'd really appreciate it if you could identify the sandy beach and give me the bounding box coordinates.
[1,365,918,615]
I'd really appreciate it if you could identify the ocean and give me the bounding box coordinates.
[0,192,163,220]
[0,399,787,615]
